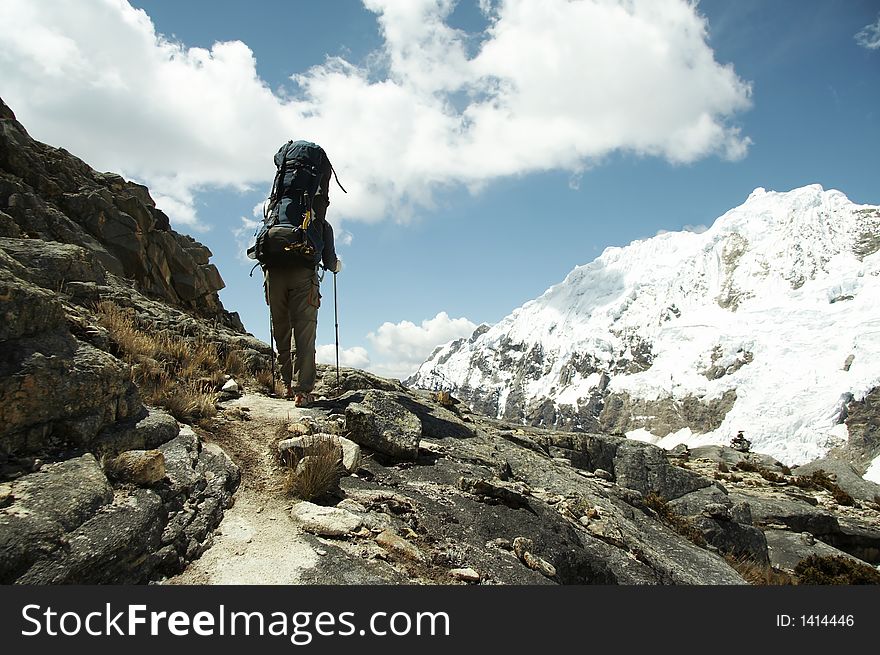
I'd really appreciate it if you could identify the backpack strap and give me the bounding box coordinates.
[329,163,347,194]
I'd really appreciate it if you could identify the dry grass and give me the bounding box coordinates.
[95,301,219,422]
[96,301,160,359]
[794,555,880,585]
[162,382,218,422]
[222,348,247,377]
[255,368,286,397]
[724,555,795,585]
[792,470,856,506]
[281,435,343,501]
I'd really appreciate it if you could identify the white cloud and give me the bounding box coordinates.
[233,213,262,265]
[366,311,477,379]
[855,15,880,50]
[316,344,371,369]
[0,0,752,227]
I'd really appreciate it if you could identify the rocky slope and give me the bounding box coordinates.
[410,185,880,476]
[0,97,268,583]
[171,369,880,585]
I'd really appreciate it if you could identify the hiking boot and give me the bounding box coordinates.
[284,385,295,400]
[294,392,315,407]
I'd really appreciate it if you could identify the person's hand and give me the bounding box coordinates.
[332,258,343,274]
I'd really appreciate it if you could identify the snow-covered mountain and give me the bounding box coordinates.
[409,185,880,470]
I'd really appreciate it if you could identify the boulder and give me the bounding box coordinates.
[0,333,136,455]
[93,408,179,455]
[16,489,165,584]
[793,457,880,503]
[690,515,769,563]
[345,390,422,459]
[0,258,67,341]
[690,445,788,472]
[291,501,364,537]
[104,449,166,486]
[764,529,866,573]
[730,490,840,537]
[612,440,712,500]
[0,454,114,583]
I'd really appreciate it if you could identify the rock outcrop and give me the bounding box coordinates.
[0,97,255,583]
[211,376,876,585]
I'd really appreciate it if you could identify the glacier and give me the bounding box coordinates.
[409,184,880,468]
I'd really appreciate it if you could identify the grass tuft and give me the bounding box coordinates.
[794,555,880,585]
[95,301,219,422]
[792,470,855,506]
[724,554,795,585]
[281,435,343,501]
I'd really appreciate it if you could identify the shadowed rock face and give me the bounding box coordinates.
[0,96,270,461]
[0,98,247,583]
[296,386,877,584]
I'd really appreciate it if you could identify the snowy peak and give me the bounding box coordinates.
[410,185,880,469]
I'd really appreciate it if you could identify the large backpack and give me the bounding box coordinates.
[248,140,345,269]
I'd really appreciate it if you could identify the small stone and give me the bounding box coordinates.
[0,483,13,508]
[578,516,591,527]
[449,567,481,583]
[221,379,239,393]
[375,529,424,562]
[522,551,557,579]
[336,498,367,513]
[497,459,513,481]
[287,423,313,436]
[593,468,613,481]
[338,436,362,474]
[512,536,533,559]
[290,501,363,537]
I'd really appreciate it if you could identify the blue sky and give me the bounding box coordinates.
[1,0,878,379]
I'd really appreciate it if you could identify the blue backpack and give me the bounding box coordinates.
[248,140,345,269]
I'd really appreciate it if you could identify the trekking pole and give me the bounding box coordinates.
[269,307,276,392]
[333,271,340,397]
[266,272,276,394]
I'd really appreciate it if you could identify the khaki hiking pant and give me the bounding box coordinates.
[265,265,321,392]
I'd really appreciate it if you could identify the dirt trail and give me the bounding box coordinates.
[166,394,321,584]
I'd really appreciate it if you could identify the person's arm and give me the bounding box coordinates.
[322,220,341,272]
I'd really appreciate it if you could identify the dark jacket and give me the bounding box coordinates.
[319,217,338,272]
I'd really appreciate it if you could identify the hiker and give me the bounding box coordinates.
[249,140,345,406]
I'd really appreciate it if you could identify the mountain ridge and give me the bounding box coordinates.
[409,184,880,473]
